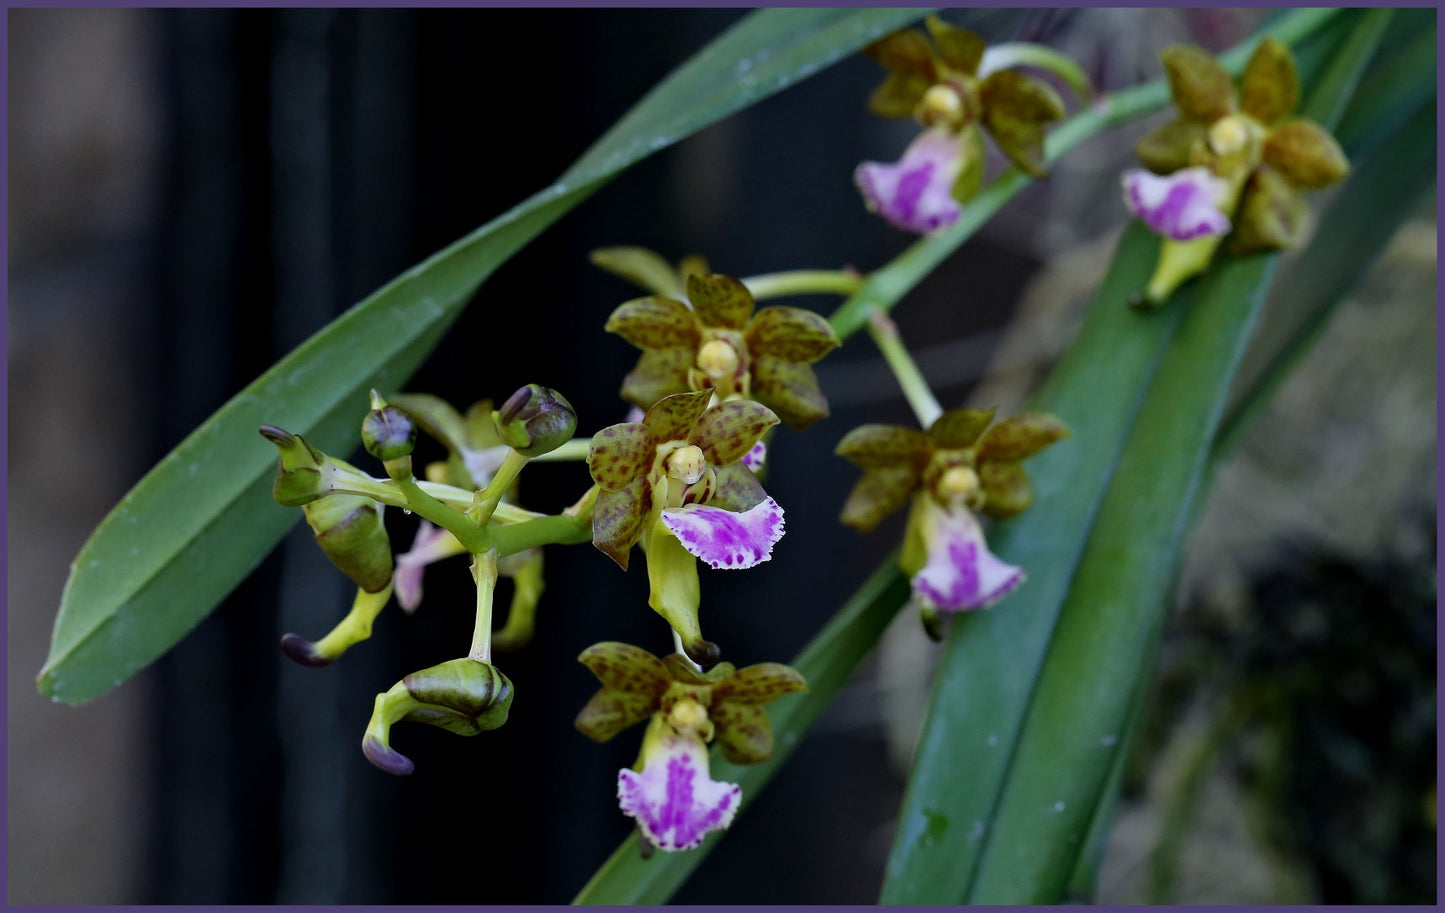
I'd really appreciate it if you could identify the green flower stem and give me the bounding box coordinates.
[469,549,499,663]
[980,42,1093,104]
[327,466,538,522]
[866,307,943,428]
[742,269,864,300]
[489,512,593,557]
[473,449,530,527]
[389,469,489,555]
[826,5,1341,344]
[529,438,593,462]
[310,583,394,660]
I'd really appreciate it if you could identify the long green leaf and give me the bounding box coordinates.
[38,8,931,705]
[572,559,910,904]
[876,10,1347,903]
[962,15,1396,903]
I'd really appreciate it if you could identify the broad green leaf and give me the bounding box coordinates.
[963,15,1396,903]
[39,8,932,705]
[876,9,1350,904]
[572,559,910,904]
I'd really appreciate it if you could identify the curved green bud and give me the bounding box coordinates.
[492,384,578,457]
[361,392,417,462]
[259,424,331,506]
[280,583,392,667]
[361,658,514,776]
[302,492,393,593]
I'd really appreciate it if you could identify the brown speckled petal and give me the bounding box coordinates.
[687,273,755,330]
[745,306,840,363]
[836,423,931,469]
[689,400,779,466]
[750,355,829,430]
[605,296,700,350]
[592,477,651,569]
[620,347,692,411]
[588,422,656,490]
[928,407,998,449]
[642,389,715,442]
[840,465,923,532]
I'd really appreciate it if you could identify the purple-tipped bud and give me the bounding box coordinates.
[260,424,330,506]
[361,659,514,776]
[361,734,415,777]
[361,402,417,462]
[279,632,332,668]
[493,384,578,457]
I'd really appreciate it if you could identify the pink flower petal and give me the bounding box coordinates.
[617,731,741,851]
[741,441,767,472]
[393,521,463,613]
[913,504,1024,612]
[1122,166,1231,241]
[659,498,785,570]
[855,128,965,234]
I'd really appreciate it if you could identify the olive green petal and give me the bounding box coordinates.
[1232,166,1306,254]
[642,389,714,442]
[388,392,469,453]
[711,701,776,765]
[1239,37,1299,125]
[620,347,692,411]
[1135,118,1209,174]
[751,355,829,430]
[590,246,686,299]
[1160,44,1234,122]
[928,407,997,449]
[925,15,985,75]
[578,640,672,694]
[689,400,779,466]
[709,462,768,512]
[864,28,938,80]
[1262,119,1349,191]
[952,123,987,203]
[588,422,655,490]
[592,477,651,570]
[869,70,933,119]
[304,494,393,593]
[604,296,701,351]
[712,662,808,704]
[687,273,756,330]
[980,71,1064,179]
[575,689,661,744]
[836,423,931,469]
[976,411,1070,463]
[978,460,1034,520]
[745,306,841,364]
[840,465,922,532]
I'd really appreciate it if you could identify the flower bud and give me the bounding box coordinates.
[492,384,578,457]
[302,492,393,594]
[259,424,331,506]
[361,392,417,463]
[361,658,514,776]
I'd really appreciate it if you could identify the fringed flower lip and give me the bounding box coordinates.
[856,128,967,234]
[618,721,741,852]
[1122,166,1232,241]
[660,498,785,571]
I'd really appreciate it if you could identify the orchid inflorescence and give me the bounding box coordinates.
[255,17,1350,855]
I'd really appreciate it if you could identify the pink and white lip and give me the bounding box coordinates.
[856,128,966,235]
[617,729,741,851]
[660,497,785,570]
[912,502,1023,612]
[1122,166,1232,241]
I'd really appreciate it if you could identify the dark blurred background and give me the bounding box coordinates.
[8,8,1435,904]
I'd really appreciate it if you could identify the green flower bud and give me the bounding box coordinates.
[362,658,514,776]
[492,384,578,457]
[302,492,393,594]
[259,424,331,506]
[361,393,417,463]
